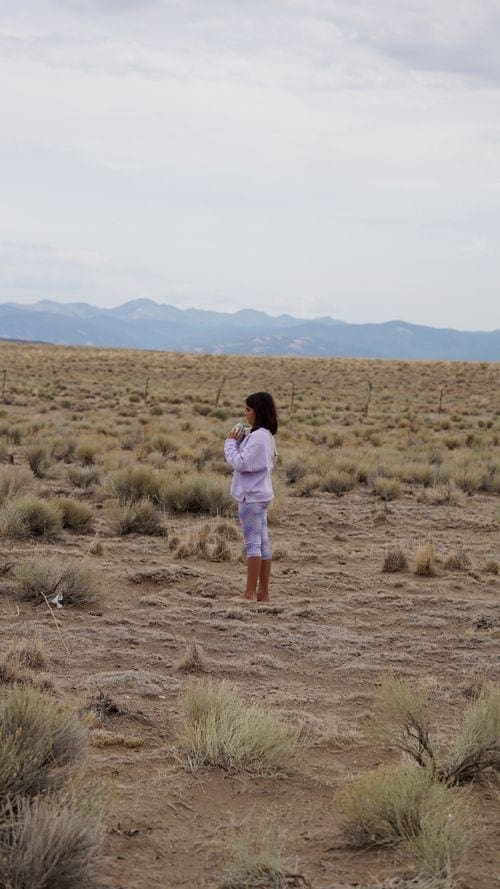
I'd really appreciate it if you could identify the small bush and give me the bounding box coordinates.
[53,496,94,532]
[176,640,208,673]
[382,547,408,573]
[404,782,474,881]
[157,472,233,516]
[179,679,304,774]
[105,498,165,535]
[444,685,500,784]
[174,523,232,561]
[6,637,47,671]
[221,821,290,889]
[339,764,432,846]
[13,559,59,601]
[25,442,52,478]
[0,684,87,801]
[321,469,355,496]
[67,466,101,489]
[13,559,101,607]
[109,465,160,503]
[57,565,102,607]
[0,466,34,505]
[0,496,62,538]
[414,542,437,577]
[51,436,77,462]
[484,559,499,575]
[372,476,403,501]
[0,794,101,889]
[444,548,470,571]
[75,441,100,466]
[372,674,434,769]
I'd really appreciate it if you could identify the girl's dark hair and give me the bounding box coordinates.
[246,392,278,435]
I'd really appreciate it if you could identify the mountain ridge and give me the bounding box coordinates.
[0,300,498,361]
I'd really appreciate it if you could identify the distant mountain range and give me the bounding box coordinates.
[0,299,498,361]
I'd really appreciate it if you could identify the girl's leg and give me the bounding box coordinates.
[238,502,264,600]
[245,557,262,600]
[257,559,271,602]
[257,504,272,602]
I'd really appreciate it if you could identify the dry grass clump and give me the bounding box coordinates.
[174,523,232,561]
[157,471,233,516]
[179,679,305,774]
[75,440,101,465]
[339,764,432,846]
[382,548,408,573]
[25,441,52,478]
[403,783,475,882]
[109,464,161,502]
[426,481,462,505]
[372,476,403,501]
[0,684,87,801]
[414,543,437,577]
[10,638,47,671]
[339,765,473,882]
[53,496,94,532]
[176,640,208,673]
[0,466,34,504]
[320,469,355,496]
[67,465,101,489]
[51,436,77,462]
[221,821,308,889]
[13,558,101,607]
[483,559,499,575]
[0,794,101,889]
[444,548,470,571]
[105,498,166,535]
[0,495,62,538]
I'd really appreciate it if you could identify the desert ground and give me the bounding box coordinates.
[0,342,498,889]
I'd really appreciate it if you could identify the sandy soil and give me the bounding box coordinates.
[2,486,498,889]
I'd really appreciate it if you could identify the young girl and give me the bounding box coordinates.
[224,392,278,602]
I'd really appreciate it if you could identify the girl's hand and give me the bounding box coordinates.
[228,427,244,441]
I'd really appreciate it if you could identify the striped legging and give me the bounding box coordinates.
[238,500,272,559]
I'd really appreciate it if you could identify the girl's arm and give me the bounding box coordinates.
[224,435,267,472]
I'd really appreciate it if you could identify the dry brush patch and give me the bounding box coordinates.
[178,678,306,775]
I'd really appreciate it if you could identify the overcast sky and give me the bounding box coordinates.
[1,0,500,330]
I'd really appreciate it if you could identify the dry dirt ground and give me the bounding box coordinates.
[0,344,498,888]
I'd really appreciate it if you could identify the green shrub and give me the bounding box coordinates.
[157,472,233,516]
[13,559,101,607]
[339,764,432,846]
[403,783,475,881]
[0,684,87,801]
[25,442,52,478]
[179,679,305,774]
[321,469,355,496]
[0,496,62,538]
[53,497,94,532]
[444,685,500,784]
[221,821,289,889]
[0,466,34,505]
[0,794,101,889]
[109,465,160,503]
[372,476,403,501]
[67,466,101,489]
[105,498,165,535]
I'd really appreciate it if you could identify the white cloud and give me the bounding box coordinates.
[0,0,499,329]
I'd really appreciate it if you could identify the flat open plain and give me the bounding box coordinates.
[0,343,498,889]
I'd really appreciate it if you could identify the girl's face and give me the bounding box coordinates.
[245,403,256,426]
